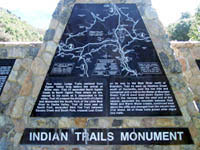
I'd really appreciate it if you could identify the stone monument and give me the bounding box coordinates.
[0,0,200,150]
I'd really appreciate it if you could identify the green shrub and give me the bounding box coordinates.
[0,7,44,42]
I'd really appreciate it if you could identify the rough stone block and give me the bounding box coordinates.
[74,118,87,128]
[11,97,26,119]
[144,7,158,20]
[43,29,56,42]
[155,118,175,127]
[159,52,170,68]
[32,77,44,98]
[31,57,48,75]
[42,52,53,65]
[112,119,123,127]
[45,41,58,54]
[59,118,74,128]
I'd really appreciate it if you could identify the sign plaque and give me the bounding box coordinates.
[20,128,193,145]
[0,59,15,95]
[31,4,181,117]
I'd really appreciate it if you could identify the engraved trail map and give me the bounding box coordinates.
[31,4,182,117]
[54,4,152,77]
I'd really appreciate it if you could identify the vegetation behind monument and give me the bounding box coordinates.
[167,6,200,41]
[0,8,44,42]
[188,6,200,41]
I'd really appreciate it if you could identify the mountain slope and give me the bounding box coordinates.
[0,8,44,42]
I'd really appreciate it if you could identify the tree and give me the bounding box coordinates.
[180,12,191,19]
[167,12,192,41]
[188,6,200,41]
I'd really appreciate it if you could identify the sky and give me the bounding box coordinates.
[0,0,199,29]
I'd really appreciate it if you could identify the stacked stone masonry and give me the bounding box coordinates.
[0,0,200,149]
[0,42,41,150]
[171,42,200,98]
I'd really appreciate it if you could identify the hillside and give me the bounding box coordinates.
[0,8,44,42]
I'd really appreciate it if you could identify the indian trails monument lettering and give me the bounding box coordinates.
[20,128,193,145]
[31,4,182,117]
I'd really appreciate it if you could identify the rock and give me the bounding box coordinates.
[98,119,111,128]
[0,93,11,105]
[126,0,142,3]
[187,101,199,115]
[45,41,58,54]
[145,20,162,37]
[58,147,69,150]
[117,146,136,150]
[87,119,98,127]
[189,123,199,137]
[36,119,47,128]
[181,106,191,123]
[19,72,33,96]
[141,118,156,127]
[49,18,59,29]
[59,118,74,128]
[170,60,182,73]
[145,7,158,20]
[112,146,121,150]
[180,145,195,150]
[13,119,25,132]
[1,83,21,105]
[21,58,33,70]
[60,9,70,25]
[194,118,200,129]
[0,102,6,113]
[112,119,123,127]
[159,52,169,68]
[42,52,53,65]
[17,70,28,85]
[178,58,187,72]
[0,115,6,127]
[28,47,39,58]
[0,49,8,57]
[143,0,152,6]
[13,59,22,71]
[44,29,56,42]
[54,24,65,42]
[136,145,153,150]
[72,148,80,150]
[74,118,87,128]
[11,97,25,119]
[125,118,141,127]
[175,91,187,106]
[8,70,18,82]
[24,97,35,116]
[2,82,11,93]
[52,1,63,20]
[32,76,45,98]
[155,118,175,127]
[31,57,47,75]
[7,47,24,58]
[0,137,8,150]
[13,133,23,147]
[64,0,76,6]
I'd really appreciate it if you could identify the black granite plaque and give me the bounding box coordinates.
[20,128,194,145]
[31,4,181,117]
[0,59,15,95]
[196,60,200,70]
[32,77,107,117]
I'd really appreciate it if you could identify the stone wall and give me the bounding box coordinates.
[171,41,200,112]
[0,42,40,150]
